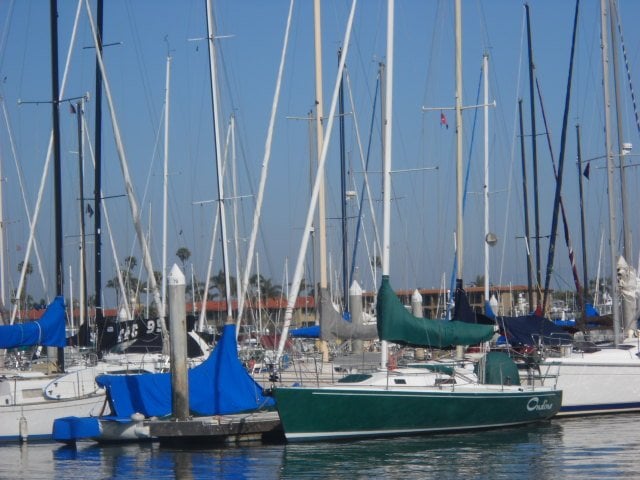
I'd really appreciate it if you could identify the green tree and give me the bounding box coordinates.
[176,247,191,268]
[209,269,237,298]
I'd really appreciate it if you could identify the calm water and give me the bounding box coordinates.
[1,414,638,479]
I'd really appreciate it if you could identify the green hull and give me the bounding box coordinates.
[274,386,562,442]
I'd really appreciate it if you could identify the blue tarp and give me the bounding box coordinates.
[290,325,320,338]
[584,303,599,317]
[96,323,275,418]
[496,314,573,347]
[0,296,66,348]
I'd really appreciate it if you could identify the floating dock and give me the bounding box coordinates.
[148,410,283,445]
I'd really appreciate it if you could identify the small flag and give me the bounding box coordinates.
[440,111,448,129]
[69,103,76,114]
[583,162,590,180]
[86,204,94,217]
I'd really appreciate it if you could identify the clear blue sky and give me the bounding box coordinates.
[0,0,639,308]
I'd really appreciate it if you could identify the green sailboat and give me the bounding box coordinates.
[274,276,561,442]
[273,0,561,442]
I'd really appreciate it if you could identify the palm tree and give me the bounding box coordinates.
[176,247,191,268]
[14,261,33,308]
[209,269,237,299]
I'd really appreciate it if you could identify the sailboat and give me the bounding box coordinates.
[505,0,640,417]
[52,0,294,443]
[0,297,110,442]
[273,0,561,442]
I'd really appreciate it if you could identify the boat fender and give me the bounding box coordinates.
[19,416,28,442]
[131,412,145,422]
[388,354,397,370]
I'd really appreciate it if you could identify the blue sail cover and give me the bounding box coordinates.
[0,296,66,348]
[96,323,274,418]
[290,325,320,338]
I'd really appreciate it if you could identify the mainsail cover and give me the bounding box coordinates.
[496,315,572,347]
[0,296,66,348]
[96,323,274,418]
[377,276,495,347]
[319,287,378,341]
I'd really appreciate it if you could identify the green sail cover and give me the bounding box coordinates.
[376,276,495,347]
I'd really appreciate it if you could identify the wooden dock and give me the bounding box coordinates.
[148,410,284,446]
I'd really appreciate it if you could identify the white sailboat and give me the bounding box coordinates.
[506,0,640,416]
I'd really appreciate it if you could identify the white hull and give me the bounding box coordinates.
[0,393,105,442]
[523,339,640,416]
[0,353,171,443]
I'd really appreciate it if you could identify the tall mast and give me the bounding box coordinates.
[161,54,171,320]
[338,48,348,313]
[314,0,328,294]
[454,0,464,286]
[600,0,621,345]
[50,0,63,299]
[483,53,490,310]
[518,99,534,310]
[525,4,541,294]
[93,0,104,330]
[576,124,589,315]
[380,0,394,369]
[50,0,64,371]
[76,99,88,344]
[608,0,631,261]
[205,0,233,323]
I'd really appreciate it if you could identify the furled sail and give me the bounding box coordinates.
[377,276,495,348]
[0,296,66,348]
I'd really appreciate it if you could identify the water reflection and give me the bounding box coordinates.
[0,415,639,479]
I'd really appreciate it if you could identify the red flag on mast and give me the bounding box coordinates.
[440,111,448,129]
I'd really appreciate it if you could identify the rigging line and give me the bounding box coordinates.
[613,1,640,140]
[535,76,584,316]
[123,1,158,131]
[0,98,48,296]
[541,0,580,314]
[348,68,381,290]
[0,0,15,73]
[498,9,527,292]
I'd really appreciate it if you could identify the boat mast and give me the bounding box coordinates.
[608,0,631,262]
[205,0,233,324]
[162,53,171,321]
[85,0,169,354]
[338,48,349,314]
[483,53,490,311]
[75,98,88,344]
[314,0,328,303]
[50,0,63,302]
[541,0,580,314]
[525,4,541,296]
[234,0,293,333]
[275,0,356,365]
[600,0,621,344]
[576,124,589,316]
[381,0,393,369]
[518,99,534,311]
[313,0,331,362]
[93,0,104,333]
[50,0,65,372]
[454,0,464,289]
